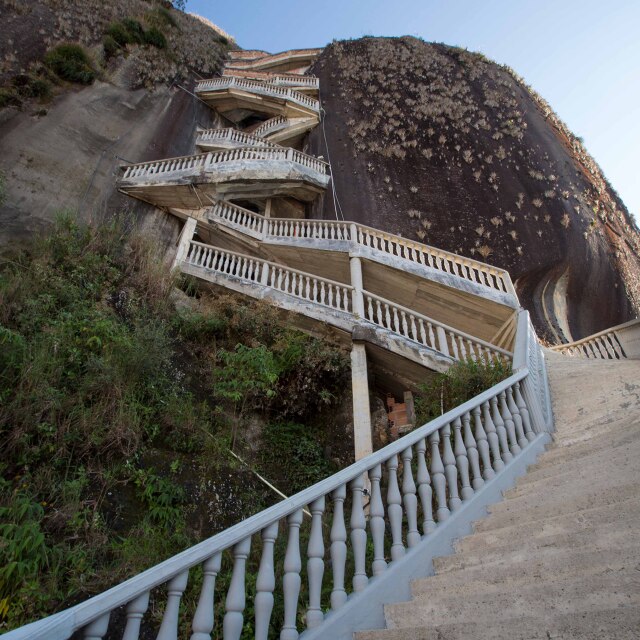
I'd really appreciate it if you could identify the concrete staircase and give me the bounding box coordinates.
[356,353,640,640]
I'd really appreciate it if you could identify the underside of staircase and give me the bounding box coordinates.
[356,353,640,640]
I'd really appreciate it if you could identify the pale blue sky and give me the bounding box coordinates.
[190,0,640,221]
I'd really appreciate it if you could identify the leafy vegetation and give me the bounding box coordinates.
[44,44,96,84]
[414,356,512,425]
[0,215,350,629]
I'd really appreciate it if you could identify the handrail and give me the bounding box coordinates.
[195,76,320,112]
[253,115,289,137]
[221,70,319,88]
[184,239,510,363]
[6,363,538,640]
[549,318,639,359]
[363,291,512,361]
[206,202,516,298]
[121,147,329,181]
[196,127,278,148]
[225,48,322,70]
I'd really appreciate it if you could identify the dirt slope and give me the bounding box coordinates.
[307,37,640,342]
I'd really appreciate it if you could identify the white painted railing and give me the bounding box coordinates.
[253,115,289,138]
[186,242,353,314]
[6,363,544,640]
[121,147,329,182]
[364,292,512,363]
[195,76,320,112]
[184,239,509,363]
[196,127,276,149]
[221,70,319,89]
[206,202,516,298]
[225,47,322,69]
[549,318,640,360]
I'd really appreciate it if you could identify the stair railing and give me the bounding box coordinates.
[549,318,640,360]
[195,76,320,112]
[5,326,550,640]
[206,203,516,298]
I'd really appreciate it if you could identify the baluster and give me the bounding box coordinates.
[330,485,348,610]
[368,464,387,576]
[458,337,467,359]
[429,429,450,521]
[123,592,149,640]
[450,333,460,360]
[281,509,303,640]
[277,268,284,291]
[350,474,368,591]
[223,538,251,640]
[491,395,512,463]
[416,438,436,534]
[386,454,405,560]
[507,386,528,449]
[482,401,504,472]
[83,613,110,640]
[427,322,436,348]
[418,319,427,345]
[306,497,325,629]
[343,287,350,311]
[499,391,521,456]
[304,276,311,300]
[320,281,326,304]
[157,570,189,640]
[375,300,383,325]
[401,446,421,547]
[400,311,409,337]
[367,296,374,321]
[514,382,536,441]
[441,423,462,510]
[312,279,318,302]
[191,553,222,640]
[463,411,483,490]
[392,307,400,333]
[384,304,392,329]
[409,314,418,341]
[473,406,494,480]
[255,524,278,640]
[453,417,473,500]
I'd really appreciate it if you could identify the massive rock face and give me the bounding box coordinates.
[307,37,640,342]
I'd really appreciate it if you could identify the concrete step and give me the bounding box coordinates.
[412,546,640,597]
[518,437,640,485]
[554,417,640,447]
[463,498,640,549]
[472,481,640,531]
[384,573,640,628]
[502,452,635,499]
[531,426,640,467]
[356,606,640,640]
[434,519,640,574]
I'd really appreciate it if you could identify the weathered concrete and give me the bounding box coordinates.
[350,342,373,460]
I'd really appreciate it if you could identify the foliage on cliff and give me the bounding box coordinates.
[0,216,350,629]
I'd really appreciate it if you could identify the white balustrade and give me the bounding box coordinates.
[363,291,511,364]
[550,319,640,360]
[195,75,320,112]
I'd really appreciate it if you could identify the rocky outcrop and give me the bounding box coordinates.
[307,37,640,342]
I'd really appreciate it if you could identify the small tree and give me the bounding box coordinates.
[214,344,279,450]
[172,0,187,11]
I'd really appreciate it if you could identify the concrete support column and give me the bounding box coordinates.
[172,217,197,270]
[351,341,373,461]
[350,256,365,318]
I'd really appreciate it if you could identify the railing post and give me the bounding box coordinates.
[172,217,197,270]
[350,341,373,460]
[349,257,365,318]
[436,325,450,357]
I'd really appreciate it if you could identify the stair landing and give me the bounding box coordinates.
[356,353,640,640]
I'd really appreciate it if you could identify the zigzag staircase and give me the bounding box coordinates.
[15,46,625,640]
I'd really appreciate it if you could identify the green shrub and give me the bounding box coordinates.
[143,26,167,49]
[44,44,95,84]
[106,22,133,47]
[150,6,177,28]
[103,35,120,59]
[415,356,512,425]
[121,18,146,44]
[12,74,51,100]
[0,87,21,108]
